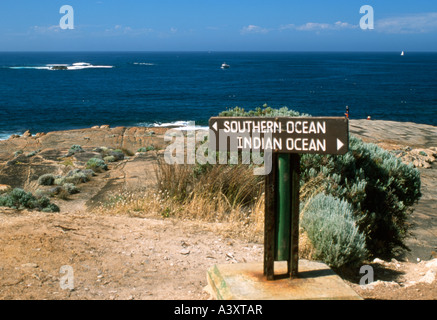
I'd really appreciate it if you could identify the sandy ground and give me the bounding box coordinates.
[0,210,264,300]
[0,120,436,300]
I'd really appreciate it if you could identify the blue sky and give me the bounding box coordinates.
[0,0,436,51]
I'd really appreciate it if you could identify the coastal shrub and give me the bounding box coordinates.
[64,171,90,184]
[56,188,71,200]
[35,196,51,209]
[38,174,55,186]
[219,105,310,118]
[54,176,66,186]
[14,150,23,157]
[96,146,110,153]
[69,145,84,154]
[42,203,60,213]
[26,150,40,158]
[62,183,79,195]
[0,188,35,209]
[301,193,367,268]
[92,147,125,161]
[86,158,108,172]
[0,188,59,212]
[54,169,94,186]
[138,145,155,153]
[300,135,421,258]
[93,147,105,153]
[49,186,62,195]
[109,150,124,161]
[82,169,96,178]
[35,186,66,198]
[104,156,116,163]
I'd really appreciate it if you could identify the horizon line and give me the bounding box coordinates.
[1,50,436,53]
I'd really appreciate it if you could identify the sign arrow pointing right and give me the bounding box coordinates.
[337,138,344,151]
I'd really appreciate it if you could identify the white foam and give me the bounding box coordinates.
[154,121,192,128]
[133,62,155,66]
[0,132,21,140]
[10,66,51,70]
[173,125,209,131]
[66,65,113,70]
[138,121,208,131]
[10,62,113,71]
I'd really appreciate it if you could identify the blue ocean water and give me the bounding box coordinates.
[0,52,436,139]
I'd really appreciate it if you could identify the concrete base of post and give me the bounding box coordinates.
[206,260,362,300]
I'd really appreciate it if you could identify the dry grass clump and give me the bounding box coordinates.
[97,157,266,242]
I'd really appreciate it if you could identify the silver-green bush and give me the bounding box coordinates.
[0,188,59,212]
[86,158,108,172]
[301,193,367,268]
[38,174,55,186]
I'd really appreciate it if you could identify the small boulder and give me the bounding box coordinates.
[0,184,12,194]
[22,130,32,137]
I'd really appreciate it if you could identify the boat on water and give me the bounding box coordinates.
[401,51,405,56]
[221,62,230,69]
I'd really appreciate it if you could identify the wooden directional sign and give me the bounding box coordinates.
[209,117,349,155]
[208,115,349,280]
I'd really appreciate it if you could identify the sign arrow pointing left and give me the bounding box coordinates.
[212,122,218,131]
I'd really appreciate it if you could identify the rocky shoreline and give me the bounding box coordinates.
[1,125,168,156]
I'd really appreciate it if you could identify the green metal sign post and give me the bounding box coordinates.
[265,153,300,279]
[276,154,292,261]
[209,116,349,280]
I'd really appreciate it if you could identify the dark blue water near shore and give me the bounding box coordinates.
[0,52,436,139]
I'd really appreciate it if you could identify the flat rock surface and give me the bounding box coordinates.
[350,119,437,149]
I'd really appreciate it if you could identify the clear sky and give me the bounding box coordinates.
[0,0,436,51]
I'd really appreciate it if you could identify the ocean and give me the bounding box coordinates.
[0,52,436,140]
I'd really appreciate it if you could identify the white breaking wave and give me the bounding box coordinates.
[10,62,113,70]
[0,131,21,141]
[133,62,155,66]
[10,66,52,70]
[137,121,208,131]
